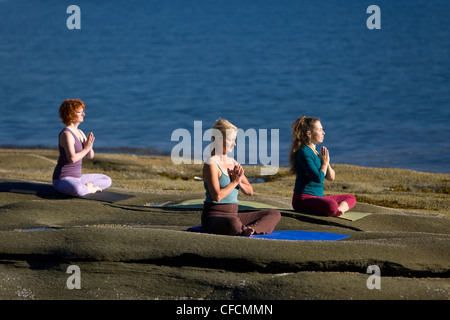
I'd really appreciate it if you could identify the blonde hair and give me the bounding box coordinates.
[289,116,320,174]
[210,119,237,156]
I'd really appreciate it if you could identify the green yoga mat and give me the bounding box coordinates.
[159,199,371,221]
[338,211,371,221]
[167,199,280,210]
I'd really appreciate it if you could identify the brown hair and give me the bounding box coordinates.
[289,116,320,174]
[58,99,85,125]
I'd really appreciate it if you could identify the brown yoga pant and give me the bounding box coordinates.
[202,202,281,236]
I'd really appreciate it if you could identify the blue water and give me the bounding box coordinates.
[1,0,449,173]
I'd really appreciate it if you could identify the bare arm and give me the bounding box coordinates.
[203,163,240,202]
[229,164,253,196]
[321,146,335,181]
[60,130,94,163]
[325,164,335,181]
[79,130,95,159]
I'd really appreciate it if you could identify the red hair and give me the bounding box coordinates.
[58,99,85,125]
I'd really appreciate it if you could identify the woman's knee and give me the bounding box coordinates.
[344,194,357,209]
[266,209,281,223]
[261,209,281,233]
[226,217,244,235]
[100,175,112,189]
[104,175,112,185]
[83,174,112,190]
[304,197,338,216]
[323,201,339,216]
[73,184,88,197]
[53,179,86,197]
[205,216,243,236]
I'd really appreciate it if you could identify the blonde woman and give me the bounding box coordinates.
[202,119,281,236]
[289,116,356,216]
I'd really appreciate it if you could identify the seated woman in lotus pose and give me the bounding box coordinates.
[52,99,112,197]
[202,119,281,236]
[290,116,356,216]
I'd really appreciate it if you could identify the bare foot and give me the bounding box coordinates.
[332,210,343,217]
[86,183,102,194]
[242,226,255,237]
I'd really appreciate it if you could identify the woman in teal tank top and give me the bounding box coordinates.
[202,119,281,236]
[289,116,356,216]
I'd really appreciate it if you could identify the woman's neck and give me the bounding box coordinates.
[307,143,319,154]
[216,153,227,162]
[66,123,79,131]
[216,153,235,165]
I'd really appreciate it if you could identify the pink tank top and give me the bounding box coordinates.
[52,128,83,180]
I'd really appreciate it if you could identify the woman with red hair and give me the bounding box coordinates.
[52,99,111,196]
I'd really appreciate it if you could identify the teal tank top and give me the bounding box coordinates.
[204,162,239,204]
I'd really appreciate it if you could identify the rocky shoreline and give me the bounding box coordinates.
[0,148,449,300]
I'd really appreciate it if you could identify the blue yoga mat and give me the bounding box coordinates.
[251,230,350,241]
[187,226,349,241]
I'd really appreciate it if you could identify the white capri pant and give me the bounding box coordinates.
[53,174,112,197]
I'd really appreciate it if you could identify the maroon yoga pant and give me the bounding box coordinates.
[292,192,356,216]
[202,202,281,236]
